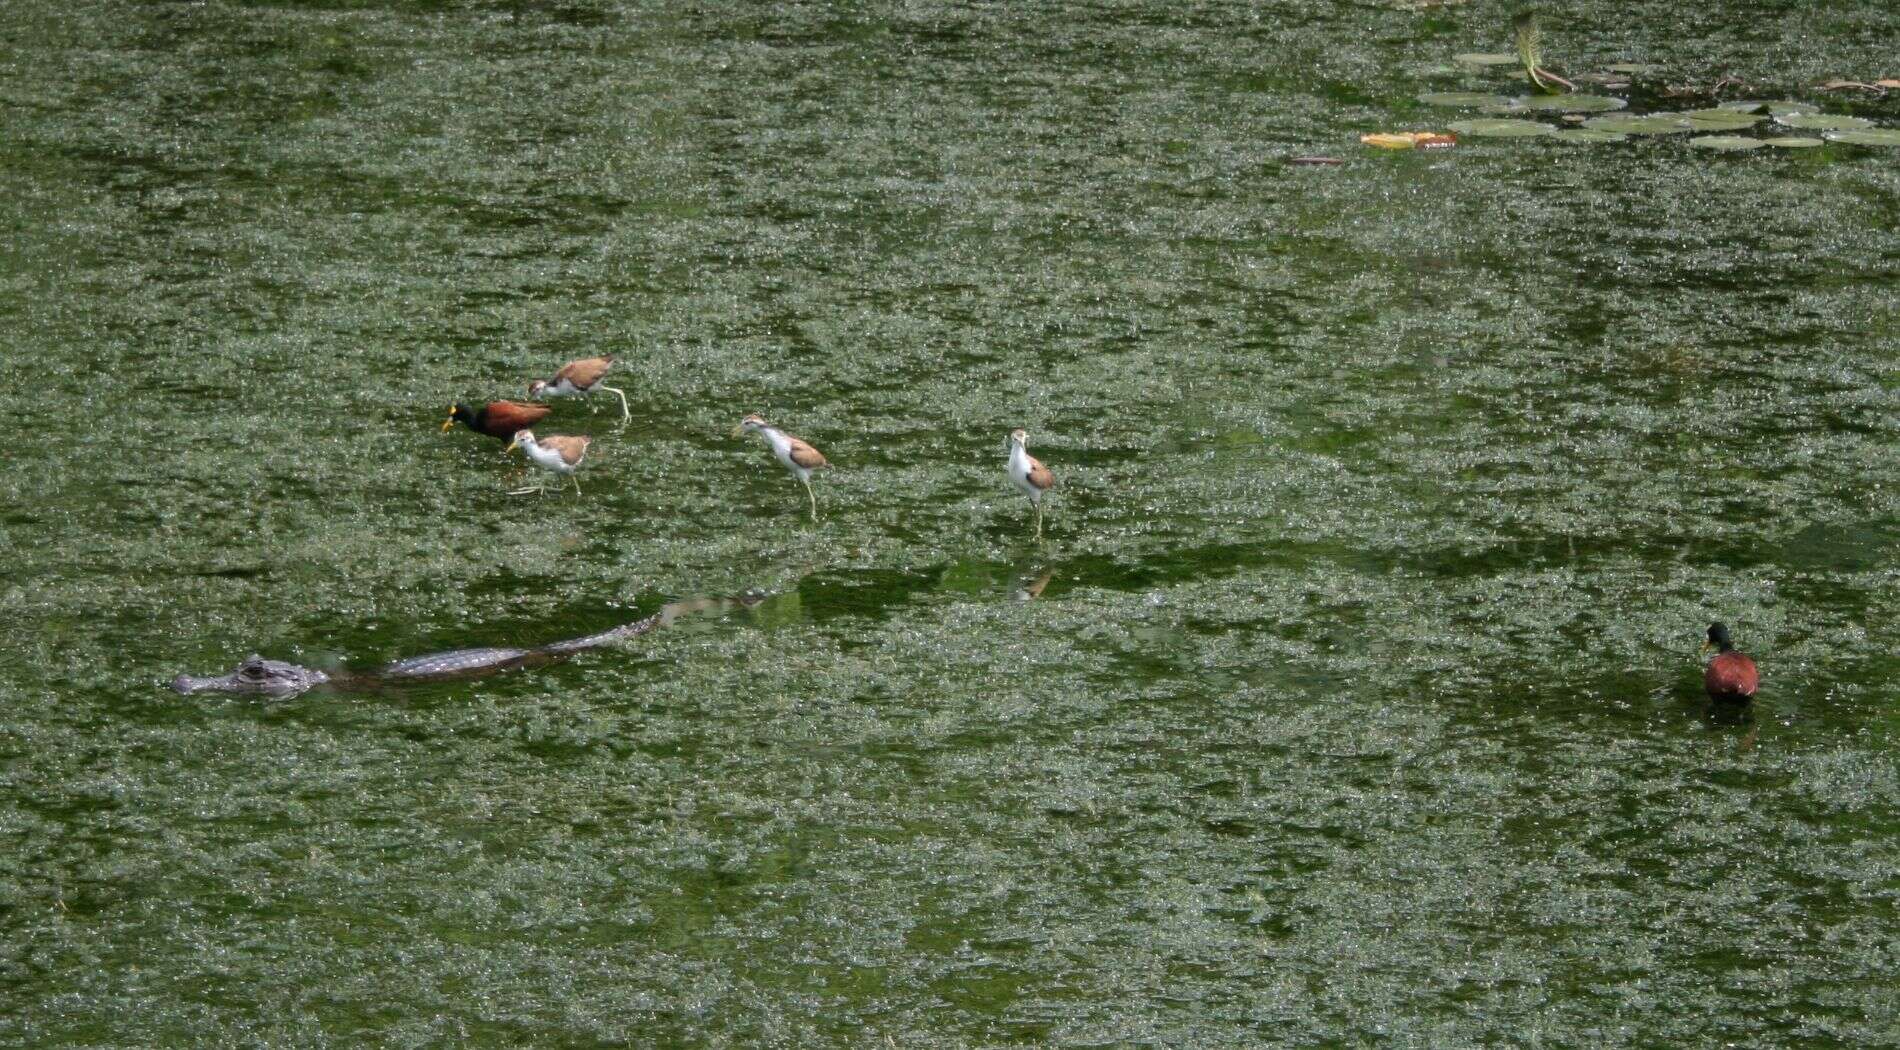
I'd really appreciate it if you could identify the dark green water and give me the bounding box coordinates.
[4,0,1900,1044]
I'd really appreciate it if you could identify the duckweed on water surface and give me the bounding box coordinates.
[3,0,1900,1045]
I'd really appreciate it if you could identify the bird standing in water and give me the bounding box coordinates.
[1701,622,1759,702]
[735,414,828,521]
[443,400,551,441]
[527,355,630,423]
[1006,428,1055,540]
[507,430,592,496]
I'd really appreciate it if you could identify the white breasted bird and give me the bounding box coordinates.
[528,355,629,422]
[1007,428,1055,539]
[734,414,828,521]
[507,430,592,496]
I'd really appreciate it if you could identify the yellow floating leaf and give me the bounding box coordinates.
[1360,131,1459,150]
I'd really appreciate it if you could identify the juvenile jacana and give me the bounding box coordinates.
[443,400,551,440]
[507,430,592,496]
[1701,622,1759,703]
[527,355,630,422]
[734,414,828,521]
[1006,428,1056,540]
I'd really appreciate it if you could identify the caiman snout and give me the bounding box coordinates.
[171,654,329,697]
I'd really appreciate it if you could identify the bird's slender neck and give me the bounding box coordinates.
[1009,442,1030,467]
[1713,637,1734,653]
[755,425,789,451]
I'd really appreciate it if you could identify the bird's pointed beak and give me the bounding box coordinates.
[441,418,455,432]
[504,444,521,456]
[731,424,746,438]
[1698,640,1715,656]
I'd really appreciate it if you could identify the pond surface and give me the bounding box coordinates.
[4,0,1899,1044]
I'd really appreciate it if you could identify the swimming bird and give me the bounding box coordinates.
[1701,622,1759,702]
[443,400,551,440]
[507,430,591,496]
[734,414,827,521]
[528,355,629,422]
[1006,428,1055,540]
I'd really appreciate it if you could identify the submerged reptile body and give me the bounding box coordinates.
[171,602,703,698]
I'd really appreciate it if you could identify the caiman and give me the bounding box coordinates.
[170,590,763,698]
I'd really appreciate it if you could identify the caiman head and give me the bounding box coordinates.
[171,654,330,698]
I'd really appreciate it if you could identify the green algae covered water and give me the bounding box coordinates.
[4,1,1900,1044]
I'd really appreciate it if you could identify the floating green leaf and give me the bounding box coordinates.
[1761,136,1826,149]
[1686,116,1764,133]
[1826,128,1900,146]
[1454,52,1521,66]
[1516,94,1628,113]
[1763,101,1819,117]
[1716,101,1767,113]
[1688,135,1765,151]
[1776,113,1875,131]
[1448,118,1556,138]
[1684,108,1763,126]
[1582,114,1694,135]
[1418,92,1518,108]
[1549,128,1628,144]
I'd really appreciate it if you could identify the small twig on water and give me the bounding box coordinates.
[1819,79,1888,95]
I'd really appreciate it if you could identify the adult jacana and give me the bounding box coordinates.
[735,414,828,521]
[443,400,551,440]
[528,355,629,422]
[1006,428,1055,540]
[1701,622,1759,703]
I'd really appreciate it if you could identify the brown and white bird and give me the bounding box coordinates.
[507,430,592,496]
[527,355,629,422]
[443,400,551,440]
[734,414,828,521]
[1007,428,1056,540]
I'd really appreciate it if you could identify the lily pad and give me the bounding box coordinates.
[1763,101,1819,118]
[1777,113,1875,131]
[1684,108,1763,126]
[1716,101,1767,113]
[1582,114,1694,135]
[1688,135,1765,151]
[1418,92,1517,108]
[1448,118,1555,138]
[1549,128,1629,144]
[1454,52,1521,66]
[1516,94,1628,113]
[1686,116,1764,133]
[1761,136,1826,149]
[1826,128,1900,146]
